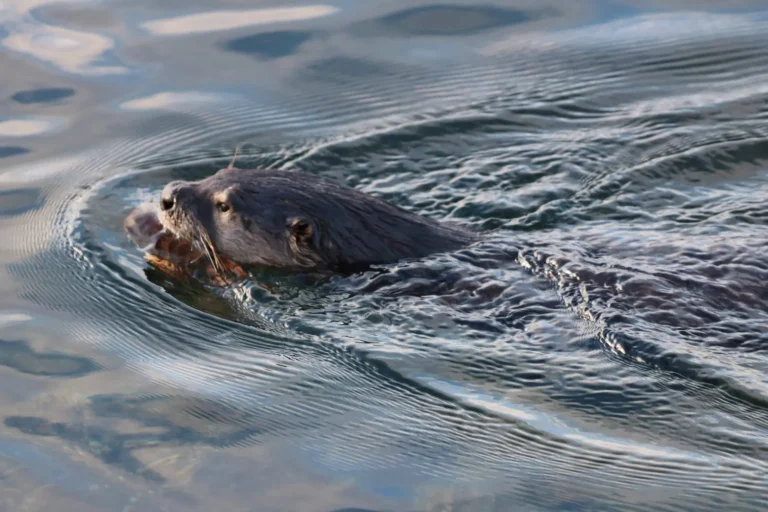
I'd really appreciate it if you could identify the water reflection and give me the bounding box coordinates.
[4,24,124,75]
[142,6,339,36]
[0,146,30,159]
[0,118,59,137]
[120,91,231,111]
[0,188,43,217]
[4,393,260,483]
[223,30,314,60]
[0,338,96,376]
[5,414,167,482]
[11,87,75,104]
[356,4,542,36]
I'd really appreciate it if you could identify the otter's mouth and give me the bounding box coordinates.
[158,204,227,276]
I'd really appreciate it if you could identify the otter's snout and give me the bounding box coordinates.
[157,180,203,242]
[160,181,195,212]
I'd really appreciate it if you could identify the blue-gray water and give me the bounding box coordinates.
[1,1,768,511]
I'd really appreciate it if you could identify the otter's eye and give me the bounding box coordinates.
[216,201,231,213]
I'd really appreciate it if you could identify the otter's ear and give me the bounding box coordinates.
[287,217,315,247]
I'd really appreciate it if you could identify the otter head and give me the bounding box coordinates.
[158,166,473,272]
[158,167,327,270]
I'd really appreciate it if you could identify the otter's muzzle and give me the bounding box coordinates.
[160,180,195,213]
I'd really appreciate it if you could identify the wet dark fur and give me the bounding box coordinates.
[158,167,475,271]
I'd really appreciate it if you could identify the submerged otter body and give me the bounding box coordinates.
[134,167,474,275]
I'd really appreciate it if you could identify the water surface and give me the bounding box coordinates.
[1,1,768,511]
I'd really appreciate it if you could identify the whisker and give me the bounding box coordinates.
[196,234,216,268]
[228,145,241,169]
[199,229,226,276]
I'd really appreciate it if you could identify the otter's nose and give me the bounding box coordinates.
[160,181,193,212]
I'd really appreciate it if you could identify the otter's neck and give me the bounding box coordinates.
[320,193,475,267]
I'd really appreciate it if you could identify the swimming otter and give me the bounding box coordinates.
[137,166,473,275]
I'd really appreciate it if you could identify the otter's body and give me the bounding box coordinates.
[133,167,474,274]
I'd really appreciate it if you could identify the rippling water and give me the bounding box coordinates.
[1,1,768,510]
